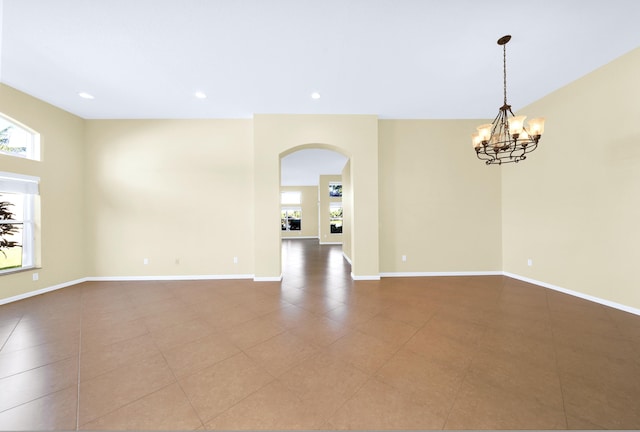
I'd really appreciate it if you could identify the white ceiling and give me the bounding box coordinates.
[281,149,348,186]
[2,0,640,120]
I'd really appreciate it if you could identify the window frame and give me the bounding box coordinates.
[329,202,343,234]
[0,172,40,274]
[0,113,41,161]
[281,207,302,231]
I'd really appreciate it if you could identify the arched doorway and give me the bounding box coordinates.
[253,114,380,281]
[279,147,351,278]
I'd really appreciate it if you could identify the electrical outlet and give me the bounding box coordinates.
[527,258,533,267]
[32,272,39,281]
[401,255,407,262]
[233,256,238,264]
[143,258,149,265]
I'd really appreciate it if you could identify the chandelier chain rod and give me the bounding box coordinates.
[502,43,508,107]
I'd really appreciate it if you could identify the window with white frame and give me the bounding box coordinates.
[0,173,39,272]
[330,203,343,234]
[281,208,302,231]
[0,114,41,161]
[281,191,302,231]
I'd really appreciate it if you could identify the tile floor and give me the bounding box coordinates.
[0,238,639,430]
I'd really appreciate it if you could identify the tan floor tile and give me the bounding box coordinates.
[328,377,446,430]
[287,293,345,315]
[244,331,320,377]
[0,337,78,379]
[150,318,216,352]
[127,285,175,307]
[561,370,640,429]
[277,352,369,417]
[0,357,78,412]
[554,327,638,361]
[444,374,567,430]
[201,304,260,329]
[258,304,312,329]
[465,349,564,410]
[133,297,185,317]
[2,320,80,353]
[324,330,397,375]
[144,304,202,332]
[355,314,419,348]
[80,318,149,352]
[179,352,274,423]
[322,302,379,328]
[375,347,465,419]
[287,315,350,347]
[222,315,286,350]
[480,327,557,369]
[0,386,77,431]
[80,305,142,329]
[206,380,327,430]
[81,383,202,430]
[0,323,17,349]
[163,332,240,378]
[566,414,606,430]
[378,301,439,327]
[419,311,487,346]
[80,333,160,381]
[79,353,175,425]
[404,327,477,372]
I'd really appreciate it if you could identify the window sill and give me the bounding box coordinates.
[0,266,39,276]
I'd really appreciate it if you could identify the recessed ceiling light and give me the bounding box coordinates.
[78,92,94,99]
[195,91,207,99]
[311,92,321,100]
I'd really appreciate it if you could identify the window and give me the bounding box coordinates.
[0,114,40,160]
[281,208,302,231]
[281,191,301,205]
[329,182,342,197]
[330,203,343,234]
[0,173,39,272]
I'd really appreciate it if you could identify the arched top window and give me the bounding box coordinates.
[0,114,41,161]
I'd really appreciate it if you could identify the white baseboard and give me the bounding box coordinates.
[0,277,88,306]
[254,274,283,282]
[319,241,342,245]
[88,274,254,282]
[281,236,318,240]
[351,273,381,281]
[380,271,503,278]
[342,253,352,265]
[503,272,640,316]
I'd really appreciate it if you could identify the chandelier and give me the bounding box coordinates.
[472,35,545,165]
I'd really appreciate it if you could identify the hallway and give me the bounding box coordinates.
[0,239,639,429]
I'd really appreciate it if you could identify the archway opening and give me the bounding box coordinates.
[279,145,351,279]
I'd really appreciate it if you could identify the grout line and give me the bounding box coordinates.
[0,315,23,352]
[440,285,499,429]
[546,289,570,430]
[152,333,207,430]
[76,296,83,431]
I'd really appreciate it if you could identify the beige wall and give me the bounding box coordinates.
[84,119,254,277]
[378,119,502,274]
[254,114,379,279]
[0,84,85,302]
[502,47,640,310]
[280,185,318,238]
[319,175,343,244]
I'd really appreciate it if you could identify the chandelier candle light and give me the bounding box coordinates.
[472,35,545,165]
